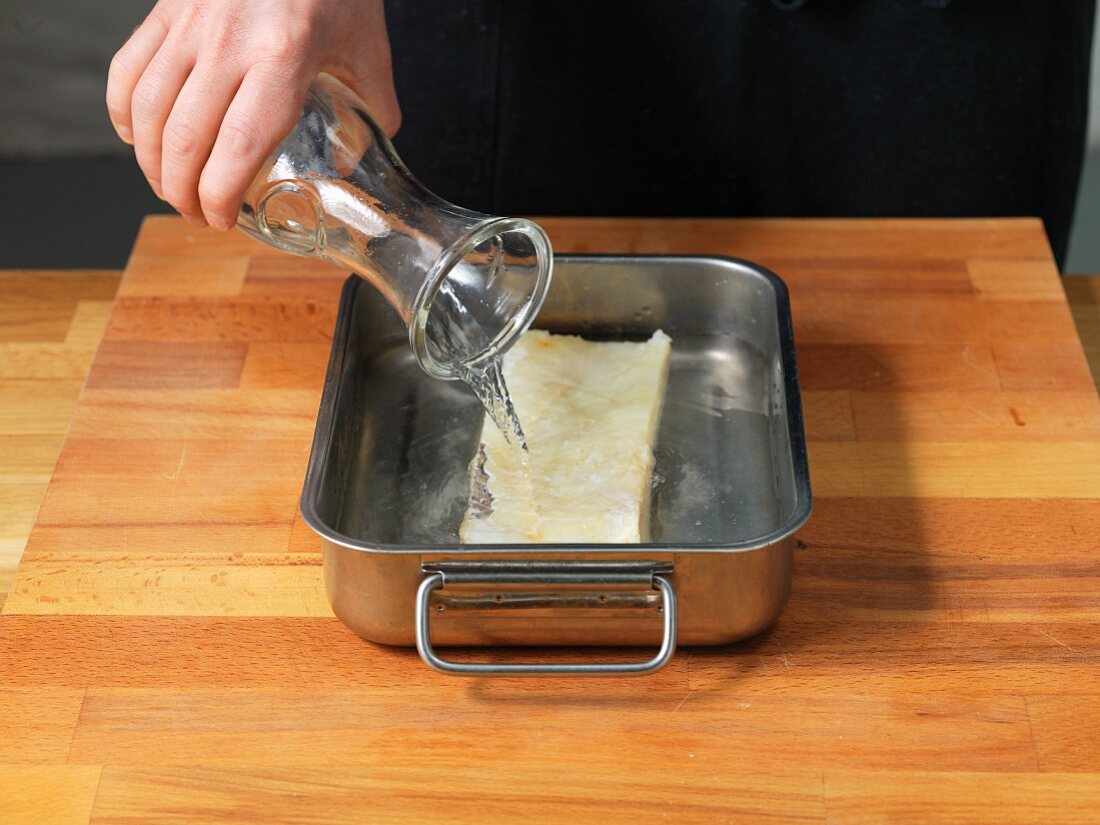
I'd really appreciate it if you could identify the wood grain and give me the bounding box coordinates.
[0,688,86,763]
[87,765,824,824]
[2,218,1099,823]
[535,217,1056,260]
[808,442,1100,498]
[798,496,1100,552]
[847,391,1100,442]
[969,259,1066,301]
[63,686,1038,773]
[0,766,101,825]
[992,339,1098,390]
[0,270,119,611]
[823,772,1100,825]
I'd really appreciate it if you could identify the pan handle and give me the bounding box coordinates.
[414,564,677,676]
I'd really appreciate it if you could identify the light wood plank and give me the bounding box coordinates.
[824,771,1100,824]
[103,297,336,344]
[0,434,67,484]
[993,340,1096,390]
[34,438,307,528]
[802,391,857,441]
[0,765,101,825]
[17,525,298,559]
[0,688,85,763]
[799,498,1100,557]
[0,270,119,303]
[0,343,107,380]
[117,255,249,297]
[1026,695,1100,771]
[64,300,115,349]
[67,687,1036,772]
[1,614,1096,699]
[90,764,823,824]
[791,545,1100,623]
[240,254,348,300]
[798,343,1003,392]
[969,259,1066,301]
[848,391,1100,442]
[536,217,1054,260]
[129,216,272,258]
[0,484,50,543]
[66,389,322,440]
[0,380,84,434]
[237,342,331,389]
[135,215,1055,261]
[6,561,326,616]
[0,616,690,691]
[791,295,1079,344]
[0,270,118,346]
[86,341,249,389]
[764,257,974,296]
[809,442,1100,498]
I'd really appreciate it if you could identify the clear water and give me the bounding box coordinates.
[458,355,539,532]
[420,255,542,528]
[424,270,530,455]
[458,357,527,452]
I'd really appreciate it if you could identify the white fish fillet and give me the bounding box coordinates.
[460,329,672,544]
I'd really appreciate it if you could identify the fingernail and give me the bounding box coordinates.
[207,215,231,231]
[114,123,133,145]
[182,213,207,228]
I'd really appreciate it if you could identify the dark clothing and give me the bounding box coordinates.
[386,1,1095,268]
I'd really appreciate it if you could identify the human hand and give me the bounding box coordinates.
[106,0,400,230]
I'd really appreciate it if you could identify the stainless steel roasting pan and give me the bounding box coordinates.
[301,255,812,675]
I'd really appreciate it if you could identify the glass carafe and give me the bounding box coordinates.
[237,74,552,379]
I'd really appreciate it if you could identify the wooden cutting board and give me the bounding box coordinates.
[2,217,1099,823]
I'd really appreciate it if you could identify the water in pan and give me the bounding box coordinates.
[457,355,538,527]
[335,335,782,546]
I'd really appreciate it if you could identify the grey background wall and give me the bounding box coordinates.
[1,2,179,268]
[1069,6,1100,273]
[1,2,1097,270]
[0,1,150,156]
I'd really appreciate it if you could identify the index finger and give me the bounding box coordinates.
[106,12,170,145]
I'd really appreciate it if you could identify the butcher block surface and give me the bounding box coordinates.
[2,216,1099,823]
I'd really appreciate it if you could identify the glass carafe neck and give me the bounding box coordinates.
[237,73,552,379]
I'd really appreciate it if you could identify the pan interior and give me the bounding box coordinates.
[316,257,802,548]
